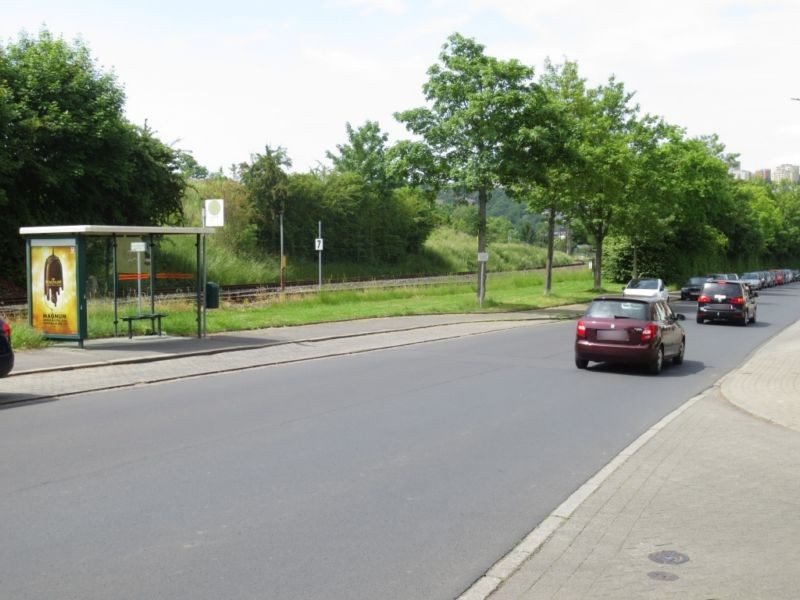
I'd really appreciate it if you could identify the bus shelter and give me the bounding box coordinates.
[19,225,215,346]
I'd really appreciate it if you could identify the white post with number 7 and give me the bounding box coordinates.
[316,221,323,289]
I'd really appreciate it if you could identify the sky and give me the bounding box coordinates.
[3,0,800,175]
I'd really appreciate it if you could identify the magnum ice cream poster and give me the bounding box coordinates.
[31,241,79,335]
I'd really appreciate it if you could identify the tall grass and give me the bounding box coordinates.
[155,227,579,285]
[159,235,278,284]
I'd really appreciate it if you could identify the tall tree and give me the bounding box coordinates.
[395,33,537,302]
[0,30,185,285]
[612,117,681,279]
[239,145,291,251]
[504,59,584,294]
[326,121,396,193]
[570,77,639,290]
[176,151,210,180]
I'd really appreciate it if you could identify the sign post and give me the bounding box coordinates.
[131,241,147,314]
[477,252,489,308]
[200,199,224,338]
[316,221,323,290]
[280,210,285,292]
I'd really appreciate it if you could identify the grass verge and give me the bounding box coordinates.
[6,268,611,350]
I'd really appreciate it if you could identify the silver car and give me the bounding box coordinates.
[740,272,763,290]
[622,278,670,302]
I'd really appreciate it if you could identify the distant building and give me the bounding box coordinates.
[773,164,799,183]
[730,168,753,180]
[754,169,772,182]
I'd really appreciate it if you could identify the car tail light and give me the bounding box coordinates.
[640,323,658,342]
[697,295,711,303]
[1,321,9,341]
[730,296,745,305]
[576,319,586,338]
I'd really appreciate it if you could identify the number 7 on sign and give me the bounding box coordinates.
[315,238,324,251]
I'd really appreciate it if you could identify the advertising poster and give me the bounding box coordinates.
[30,240,79,336]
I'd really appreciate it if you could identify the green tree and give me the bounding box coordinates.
[325,121,437,263]
[771,183,800,262]
[184,176,257,255]
[239,145,291,252]
[570,77,639,289]
[395,33,538,301]
[326,121,397,193]
[0,30,185,285]
[505,59,584,294]
[176,151,210,180]
[664,136,736,277]
[611,118,683,279]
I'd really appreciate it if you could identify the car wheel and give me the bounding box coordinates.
[750,310,756,324]
[696,316,704,324]
[672,339,685,365]
[575,357,589,369]
[649,346,664,375]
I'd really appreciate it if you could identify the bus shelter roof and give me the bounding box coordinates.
[20,225,215,236]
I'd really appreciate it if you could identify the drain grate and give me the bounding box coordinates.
[648,550,690,565]
[647,571,679,581]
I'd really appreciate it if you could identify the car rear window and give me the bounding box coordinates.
[689,277,707,285]
[703,282,742,296]
[587,300,649,320]
[628,279,657,289]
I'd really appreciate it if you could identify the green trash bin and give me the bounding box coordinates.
[205,281,220,309]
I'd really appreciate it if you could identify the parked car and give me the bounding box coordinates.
[680,276,710,300]
[622,277,670,302]
[575,296,686,374]
[739,272,764,291]
[769,269,785,285]
[696,280,757,326]
[0,317,13,377]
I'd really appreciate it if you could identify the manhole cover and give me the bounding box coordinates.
[648,550,690,565]
[648,571,679,581]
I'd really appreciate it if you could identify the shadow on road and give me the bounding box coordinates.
[0,393,56,409]
[581,359,705,378]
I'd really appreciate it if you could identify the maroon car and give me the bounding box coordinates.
[0,317,13,378]
[575,296,686,374]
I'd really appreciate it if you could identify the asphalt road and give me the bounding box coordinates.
[1,285,797,599]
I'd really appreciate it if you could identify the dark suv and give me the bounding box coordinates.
[696,280,757,326]
[680,276,710,300]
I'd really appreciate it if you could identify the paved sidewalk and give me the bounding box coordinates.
[468,319,800,600]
